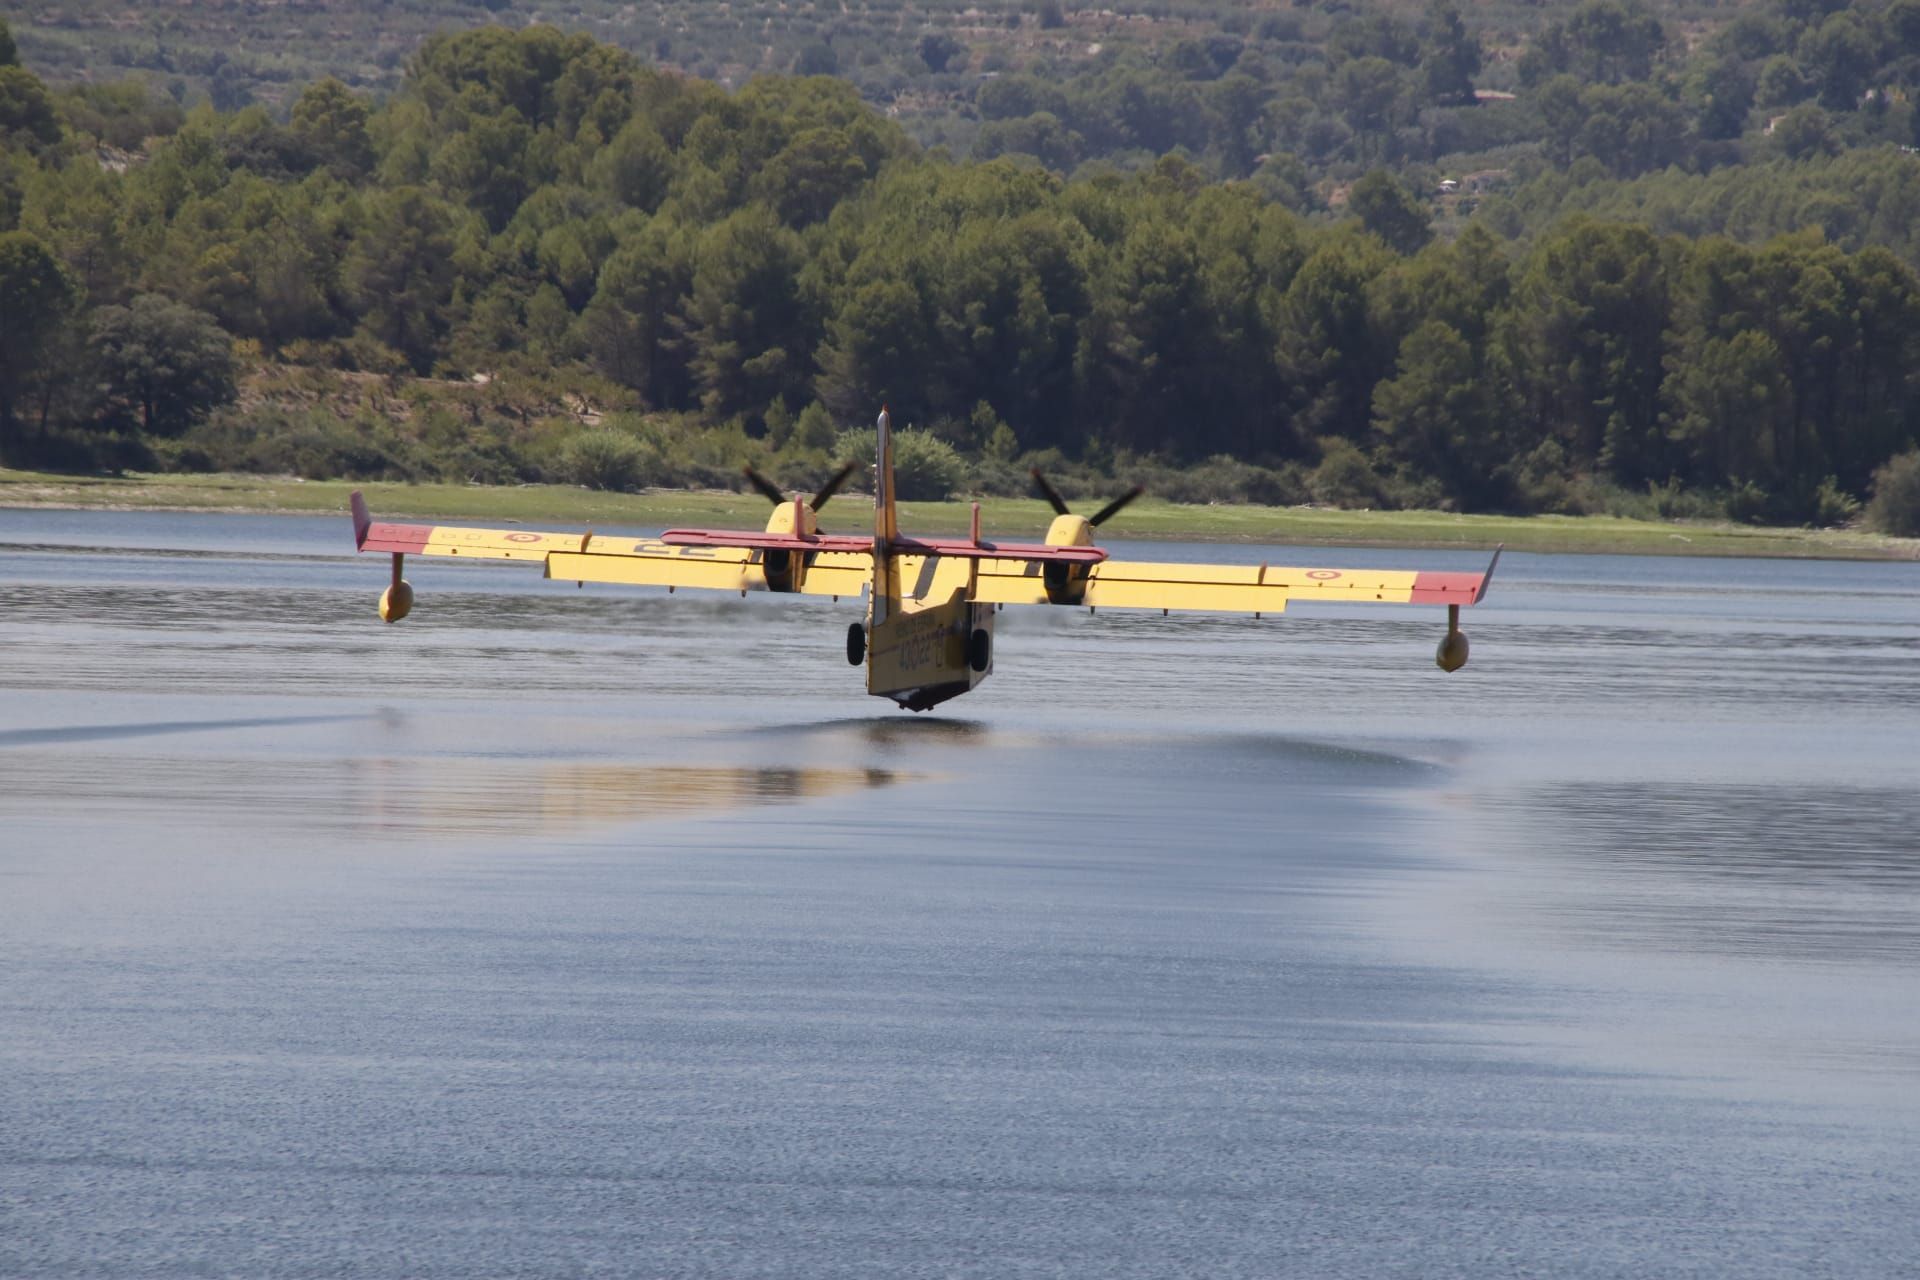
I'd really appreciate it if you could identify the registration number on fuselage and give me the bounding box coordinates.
[892,611,957,673]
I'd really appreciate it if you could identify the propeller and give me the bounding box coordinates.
[1030,469,1144,527]
[743,460,859,511]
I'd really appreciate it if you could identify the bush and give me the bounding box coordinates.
[1809,475,1860,528]
[1723,480,1774,525]
[793,401,838,452]
[891,428,966,500]
[966,457,1030,497]
[1866,449,1920,536]
[1131,455,1309,506]
[1723,475,1859,527]
[176,408,421,480]
[1509,439,1594,514]
[832,426,877,469]
[827,425,964,499]
[1584,478,1725,522]
[5,428,154,474]
[1308,438,1382,508]
[553,428,651,491]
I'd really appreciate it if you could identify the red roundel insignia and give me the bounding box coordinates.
[504,532,542,543]
[1305,569,1341,580]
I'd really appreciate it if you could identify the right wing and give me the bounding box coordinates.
[970,553,1497,613]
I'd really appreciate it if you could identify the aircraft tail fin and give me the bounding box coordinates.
[872,406,899,624]
[874,406,898,547]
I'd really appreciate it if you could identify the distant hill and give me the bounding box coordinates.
[5,8,1920,532]
[14,0,1920,230]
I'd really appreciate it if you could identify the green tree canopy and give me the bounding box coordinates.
[90,294,238,437]
[291,79,375,181]
[1348,170,1432,255]
[0,230,76,445]
[0,66,60,151]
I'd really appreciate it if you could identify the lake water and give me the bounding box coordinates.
[2,507,1917,1277]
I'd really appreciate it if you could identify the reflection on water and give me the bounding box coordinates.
[1479,781,1920,962]
[0,714,364,748]
[0,755,913,841]
[364,760,912,836]
[742,715,992,749]
[1513,783,1920,887]
[1,583,350,632]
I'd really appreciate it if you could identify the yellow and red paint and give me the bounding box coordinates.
[349,485,1499,693]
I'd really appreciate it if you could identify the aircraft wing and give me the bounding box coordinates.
[971,551,1499,613]
[354,493,761,592]
[351,493,884,595]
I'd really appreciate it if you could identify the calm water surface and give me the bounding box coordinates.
[2,508,1917,1278]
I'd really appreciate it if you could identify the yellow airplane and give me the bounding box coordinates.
[350,409,1497,711]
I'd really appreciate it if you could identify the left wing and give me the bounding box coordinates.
[350,496,1106,600]
[971,552,1498,613]
[353,494,766,593]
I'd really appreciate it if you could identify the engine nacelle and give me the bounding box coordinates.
[380,579,414,623]
[756,496,817,592]
[762,547,803,593]
[1041,513,1094,604]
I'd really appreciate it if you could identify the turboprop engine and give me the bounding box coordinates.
[742,461,858,593]
[1029,470,1144,605]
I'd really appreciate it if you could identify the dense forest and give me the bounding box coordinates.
[4,8,1920,530]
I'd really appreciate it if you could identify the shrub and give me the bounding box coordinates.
[176,407,420,480]
[891,428,966,500]
[11,428,156,474]
[1723,480,1774,525]
[1586,478,1724,522]
[1809,475,1860,528]
[1375,466,1447,513]
[1308,438,1382,508]
[1134,455,1309,506]
[832,426,876,469]
[1865,449,1920,536]
[794,401,838,452]
[966,458,1030,497]
[553,428,650,491]
[1509,439,1593,514]
[827,425,962,499]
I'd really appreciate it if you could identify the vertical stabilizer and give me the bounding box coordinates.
[874,406,898,547]
[871,407,899,625]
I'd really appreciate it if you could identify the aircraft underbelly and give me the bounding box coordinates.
[867,587,993,710]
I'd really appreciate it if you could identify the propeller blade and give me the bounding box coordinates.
[1088,485,1145,527]
[812,461,858,511]
[742,466,787,506]
[1030,468,1071,517]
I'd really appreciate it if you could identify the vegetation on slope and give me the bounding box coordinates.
[4,13,1920,539]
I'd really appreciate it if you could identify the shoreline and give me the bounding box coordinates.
[3,468,1915,561]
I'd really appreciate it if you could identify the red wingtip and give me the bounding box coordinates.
[1475,545,1503,604]
[350,490,371,550]
[1410,544,1503,606]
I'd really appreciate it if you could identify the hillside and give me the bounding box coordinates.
[3,8,1920,534]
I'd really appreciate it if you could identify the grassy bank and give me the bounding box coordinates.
[3,468,1915,560]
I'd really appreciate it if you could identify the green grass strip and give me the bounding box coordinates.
[2,469,1914,560]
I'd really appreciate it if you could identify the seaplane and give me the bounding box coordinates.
[350,409,1497,710]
